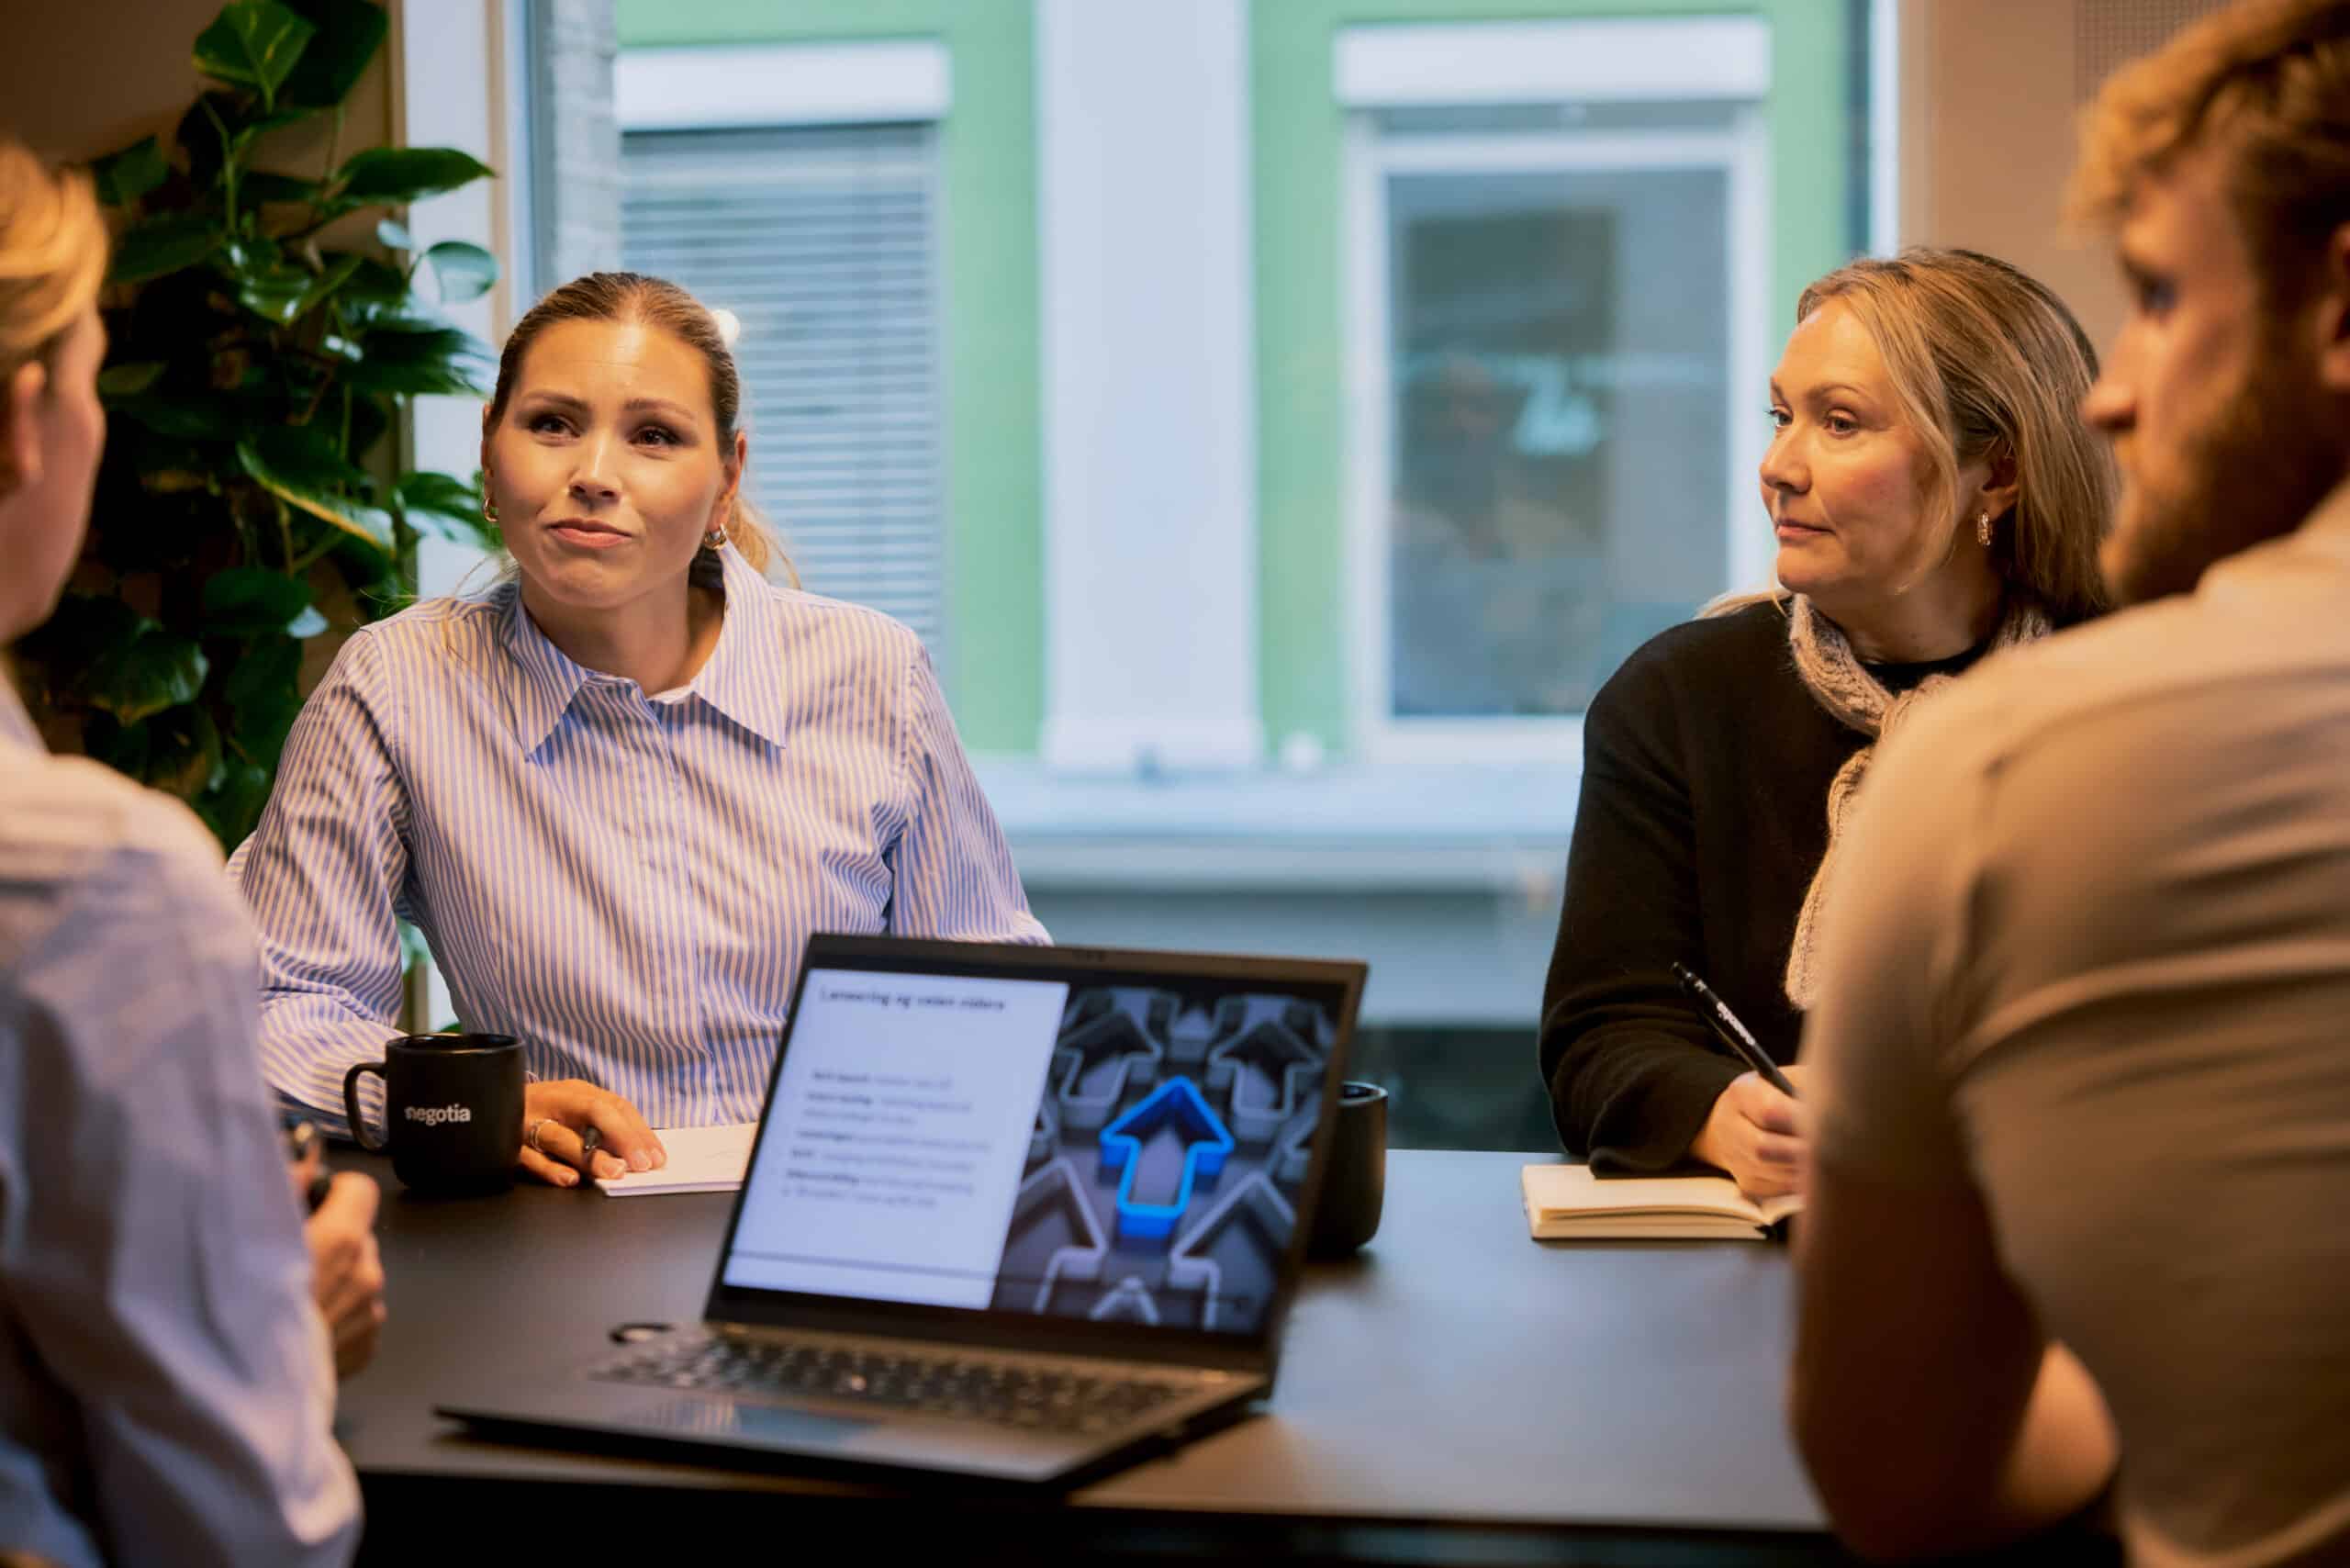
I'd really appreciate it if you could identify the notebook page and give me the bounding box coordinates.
[1521,1162,1802,1238]
[594,1123,758,1197]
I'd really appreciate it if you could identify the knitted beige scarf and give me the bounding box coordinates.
[1781,595,2050,1010]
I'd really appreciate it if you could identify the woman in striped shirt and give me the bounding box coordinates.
[231,273,1046,1187]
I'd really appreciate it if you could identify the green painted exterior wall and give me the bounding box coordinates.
[1250,0,1855,751]
[616,0,1855,759]
[616,0,1045,753]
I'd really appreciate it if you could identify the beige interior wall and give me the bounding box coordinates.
[1897,0,2232,355]
[0,0,394,189]
[1897,0,2122,350]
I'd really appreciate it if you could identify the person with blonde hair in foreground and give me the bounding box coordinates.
[1792,0,2350,1561]
[0,140,364,1565]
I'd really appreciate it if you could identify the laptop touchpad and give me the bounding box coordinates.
[623,1396,877,1447]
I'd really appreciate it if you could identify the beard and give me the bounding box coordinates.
[2102,331,2347,607]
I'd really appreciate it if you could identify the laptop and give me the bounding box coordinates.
[440,935,1367,1485]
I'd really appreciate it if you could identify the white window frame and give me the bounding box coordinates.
[614,39,955,662]
[1338,20,1772,766]
[393,0,537,601]
[614,39,952,131]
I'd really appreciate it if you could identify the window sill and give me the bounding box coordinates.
[972,756,1580,892]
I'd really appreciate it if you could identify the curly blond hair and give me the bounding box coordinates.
[2072,0,2350,301]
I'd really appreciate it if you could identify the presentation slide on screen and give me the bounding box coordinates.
[723,967,1346,1337]
[722,969,1069,1307]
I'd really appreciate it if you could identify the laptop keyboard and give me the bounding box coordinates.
[592,1332,1193,1437]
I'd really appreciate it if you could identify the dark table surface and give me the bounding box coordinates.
[335,1146,1853,1562]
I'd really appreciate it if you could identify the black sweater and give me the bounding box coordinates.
[1539,600,1986,1173]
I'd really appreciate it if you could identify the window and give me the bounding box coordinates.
[588,3,1885,1155]
[621,124,948,651]
[1341,23,1774,761]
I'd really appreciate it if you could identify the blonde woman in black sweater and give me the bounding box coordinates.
[1539,249,2114,1197]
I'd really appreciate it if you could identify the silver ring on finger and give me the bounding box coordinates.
[526,1116,553,1155]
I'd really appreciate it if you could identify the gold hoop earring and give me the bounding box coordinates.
[483,495,499,527]
[1975,511,1993,547]
[703,523,730,550]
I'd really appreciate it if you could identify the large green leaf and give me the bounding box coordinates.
[194,0,316,110]
[241,171,322,205]
[397,469,498,550]
[279,0,386,110]
[252,423,366,488]
[235,263,314,325]
[85,625,209,727]
[223,631,305,761]
[201,566,313,636]
[331,146,493,205]
[420,240,497,304]
[233,251,365,326]
[96,362,166,400]
[231,108,316,151]
[336,325,492,397]
[218,234,284,275]
[395,469,480,522]
[237,429,392,553]
[110,213,220,285]
[300,252,369,311]
[333,255,425,327]
[196,758,274,846]
[114,386,240,442]
[90,136,169,207]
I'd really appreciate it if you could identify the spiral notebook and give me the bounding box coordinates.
[1521,1162,1801,1241]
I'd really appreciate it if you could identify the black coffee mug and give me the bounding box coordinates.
[343,1034,524,1194]
[1307,1081,1387,1257]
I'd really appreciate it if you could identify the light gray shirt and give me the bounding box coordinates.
[0,682,358,1567]
[1805,482,2350,1567]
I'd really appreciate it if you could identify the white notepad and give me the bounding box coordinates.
[594,1123,758,1197]
[1521,1161,1802,1241]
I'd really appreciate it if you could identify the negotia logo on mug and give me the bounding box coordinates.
[404,1103,473,1127]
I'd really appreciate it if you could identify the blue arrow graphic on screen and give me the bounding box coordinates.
[1098,1076,1235,1246]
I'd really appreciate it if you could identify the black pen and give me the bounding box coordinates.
[1671,963,1800,1098]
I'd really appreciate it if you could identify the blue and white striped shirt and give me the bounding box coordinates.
[0,683,357,1567]
[229,543,1046,1130]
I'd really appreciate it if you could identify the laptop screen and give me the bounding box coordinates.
[720,958,1351,1338]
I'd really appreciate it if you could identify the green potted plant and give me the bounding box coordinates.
[19,0,501,848]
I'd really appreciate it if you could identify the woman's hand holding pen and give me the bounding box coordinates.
[1691,1065,1811,1199]
[287,1134,386,1378]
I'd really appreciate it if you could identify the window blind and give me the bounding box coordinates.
[621,124,946,655]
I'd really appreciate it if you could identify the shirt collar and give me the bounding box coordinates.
[685,543,793,750]
[496,543,790,756]
[498,584,595,757]
[0,678,43,754]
